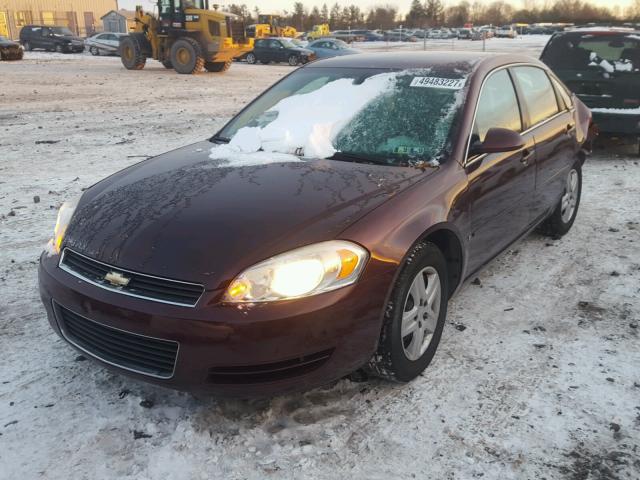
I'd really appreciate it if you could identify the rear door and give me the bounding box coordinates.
[464,68,537,273]
[510,66,577,220]
[253,39,267,61]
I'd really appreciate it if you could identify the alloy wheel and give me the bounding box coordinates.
[560,169,579,223]
[401,266,441,361]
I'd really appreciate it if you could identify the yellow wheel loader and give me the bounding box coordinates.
[120,0,253,74]
[306,24,330,41]
[247,14,297,39]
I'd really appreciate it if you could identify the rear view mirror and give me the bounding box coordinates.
[470,127,525,155]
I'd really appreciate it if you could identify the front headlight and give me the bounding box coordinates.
[46,198,79,255]
[225,240,369,303]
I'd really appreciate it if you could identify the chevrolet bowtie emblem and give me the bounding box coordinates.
[104,271,130,287]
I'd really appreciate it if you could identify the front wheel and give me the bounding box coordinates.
[55,44,63,53]
[368,242,448,382]
[288,54,299,66]
[245,52,256,64]
[541,164,582,237]
[23,42,31,51]
[170,37,204,74]
[89,46,99,56]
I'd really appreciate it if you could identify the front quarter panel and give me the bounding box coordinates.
[340,160,470,299]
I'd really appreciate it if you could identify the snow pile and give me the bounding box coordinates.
[209,73,397,164]
[589,51,637,73]
[590,106,640,114]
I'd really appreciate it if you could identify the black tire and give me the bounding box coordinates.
[205,60,232,72]
[23,42,31,51]
[245,52,256,64]
[161,59,173,69]
[55,44,63,53]
[540,163,582,237]
[288,54,299,66]
[170,37,204,74]
[368,242,449,382]
[119,35,146,70]
[89,46,99,56]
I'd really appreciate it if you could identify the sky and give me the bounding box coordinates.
[116,0,633,14]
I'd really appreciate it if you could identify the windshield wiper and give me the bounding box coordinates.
[328,152,389,165]
[210,135,230,144]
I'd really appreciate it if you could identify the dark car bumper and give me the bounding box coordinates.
[38,252,389,397]
[591,110,640,136]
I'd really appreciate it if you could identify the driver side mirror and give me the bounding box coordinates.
[469,127,524,155]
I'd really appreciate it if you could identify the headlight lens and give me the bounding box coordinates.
[46,198,79,255]
[225,240,369,303]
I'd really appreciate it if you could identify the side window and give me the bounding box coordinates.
[472,69,522,145]
[254,39,264,48]
[511,66,560,125]
[551,77,572,110]
[269,40,282,49]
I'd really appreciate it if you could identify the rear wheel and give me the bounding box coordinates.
[205,60,232,72]
[119,35,146,70]
[89,46,99,56]
[245,52,256,64]
[288,54,299,66]
[541,164,582,237]
[23,42,31,51]
[170,37,204,74]
[368,242,448,382]
[55,44,63,53]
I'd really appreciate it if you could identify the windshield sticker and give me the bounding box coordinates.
[410,77,466,90]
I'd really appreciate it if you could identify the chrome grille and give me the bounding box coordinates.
[59,249,204,307]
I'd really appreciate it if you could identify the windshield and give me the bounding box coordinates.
[214,66,469,166]
[279,39,297,48]
[51,27,74,35]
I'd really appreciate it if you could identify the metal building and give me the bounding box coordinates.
[101,9,135,33]
[0,0,117,39]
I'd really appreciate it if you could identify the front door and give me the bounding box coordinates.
[464,68,536,273]
[84,12,95,36]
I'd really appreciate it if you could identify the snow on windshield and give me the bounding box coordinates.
[209,73,398,163]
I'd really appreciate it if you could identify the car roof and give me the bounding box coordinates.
[306,51,537,70]
[558,28,640,36]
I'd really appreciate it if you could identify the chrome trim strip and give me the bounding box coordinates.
[58,248,204,308]
[53,301,179,380]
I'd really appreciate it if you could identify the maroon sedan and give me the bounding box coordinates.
[39,52,591,397]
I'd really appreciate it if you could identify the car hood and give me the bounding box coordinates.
[64,141,430,289]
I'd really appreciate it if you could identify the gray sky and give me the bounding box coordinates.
[116,0,633,14]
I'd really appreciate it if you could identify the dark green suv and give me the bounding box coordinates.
[541,30,639,150]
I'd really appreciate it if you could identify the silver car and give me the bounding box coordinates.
[85,32,126,56]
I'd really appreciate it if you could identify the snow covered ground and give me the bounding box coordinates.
[1,46,640,479]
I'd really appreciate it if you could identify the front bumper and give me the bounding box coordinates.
[592,110,640,136]
[38,252,389,397]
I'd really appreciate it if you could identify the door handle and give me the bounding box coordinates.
[520,148,534,166]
